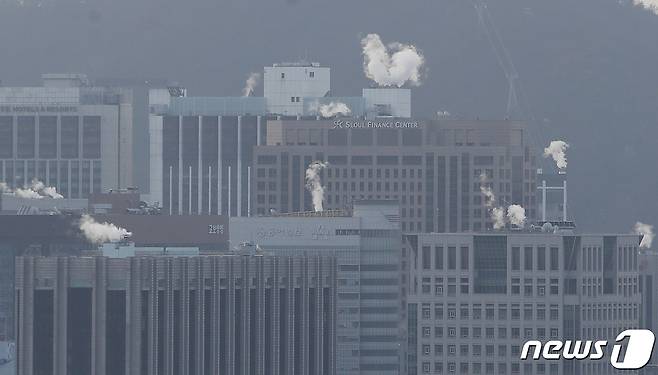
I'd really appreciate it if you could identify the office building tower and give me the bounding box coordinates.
[230,200,403,375]
[251,118,537,232]
[148,86,271,216]
[0,73,133,196]
[15,254,337,375]
[404,232,642,375]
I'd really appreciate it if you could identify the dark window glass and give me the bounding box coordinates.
[61,116,79,158]
[460,246,469,270]
[82,116,101,158]
[512,247,520,270]
[17,116,35,158]
[327,129,348,146]
[39,116,57,158]
[0,116,12,158]
[448,246,456,270]
[402,129,422,146]
[351,129,373,146]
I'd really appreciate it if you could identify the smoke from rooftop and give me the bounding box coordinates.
[1,179,64,199]
[79,214,132,244]
[310,101,352,118]
[634,221,655,249]
[361,33,425,87]
[507,205,527,227]
[543,140,569,170]
[305,161,329,212]
[242,72,260,97]
[634,0,658,15]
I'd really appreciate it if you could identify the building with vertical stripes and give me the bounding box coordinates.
[230,200,403,375]
[15,254,337,375]
[404,232,642,375]
[0,73,133,197]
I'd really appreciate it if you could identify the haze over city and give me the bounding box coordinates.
[1,0,657,231]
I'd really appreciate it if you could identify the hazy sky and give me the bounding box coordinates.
[0,0,656,232]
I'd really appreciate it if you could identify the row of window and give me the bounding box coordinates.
[420,361,557,374]
[420,303,561,322]
[420,326,560,340]
[0,115,101,159]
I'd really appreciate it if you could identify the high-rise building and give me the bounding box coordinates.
[0,73,133,196]
[251,118,537,232]
[147,63,414,216]
[404,232,642,375]
[15,254,337,375]
[230,200,403,375]
[0,213,229,344]
[0,215,90,342]
[148,87,271,216]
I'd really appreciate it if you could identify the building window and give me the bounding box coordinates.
[281,72,285,79]
[309,71,315,78]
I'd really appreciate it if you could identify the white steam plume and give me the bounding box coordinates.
[492,207,506,230]
[305,161,329,212]
[634,0,658,15]
[507,205,527,227]
[242,72,261,97]
[480,174,507,229]
[310,101,352,118]
[543,140,569,169]
[634,222,655,249]
[361,33,425,87]
[479,174,496,208]
[2,179,64,199]
[79,214,131,244]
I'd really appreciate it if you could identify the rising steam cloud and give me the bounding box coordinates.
[79,215,131,244]
[1,179,63,199]
[543,140,569,169]
[242,72,261,97]
[361,33,425,87]
[480,174,527,229]
[310,101,352,118]
[480,174,506,229]
[634,0,658,15]
[507,205,527,227]
[492,207,506,230]
[305,161,329,212]
[634,222,655,249]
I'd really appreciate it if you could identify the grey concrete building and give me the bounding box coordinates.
[15,254,337,375]
[251,118,537,233]
[0,73,133,196]
[230,200,403,375]
[404,232,642,375]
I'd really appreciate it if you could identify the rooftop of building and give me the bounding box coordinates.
[270,61,323,68]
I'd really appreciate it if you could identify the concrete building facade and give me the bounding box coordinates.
[264,62,331,116]
[404,232,642,375]
[230,201,403,375]
[15,254,337,375]
[251,119,537,233]
[0,74,133,196]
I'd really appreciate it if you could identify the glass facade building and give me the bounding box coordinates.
[0,74,133,196]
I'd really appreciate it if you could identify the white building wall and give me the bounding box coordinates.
[264,64,330,116]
